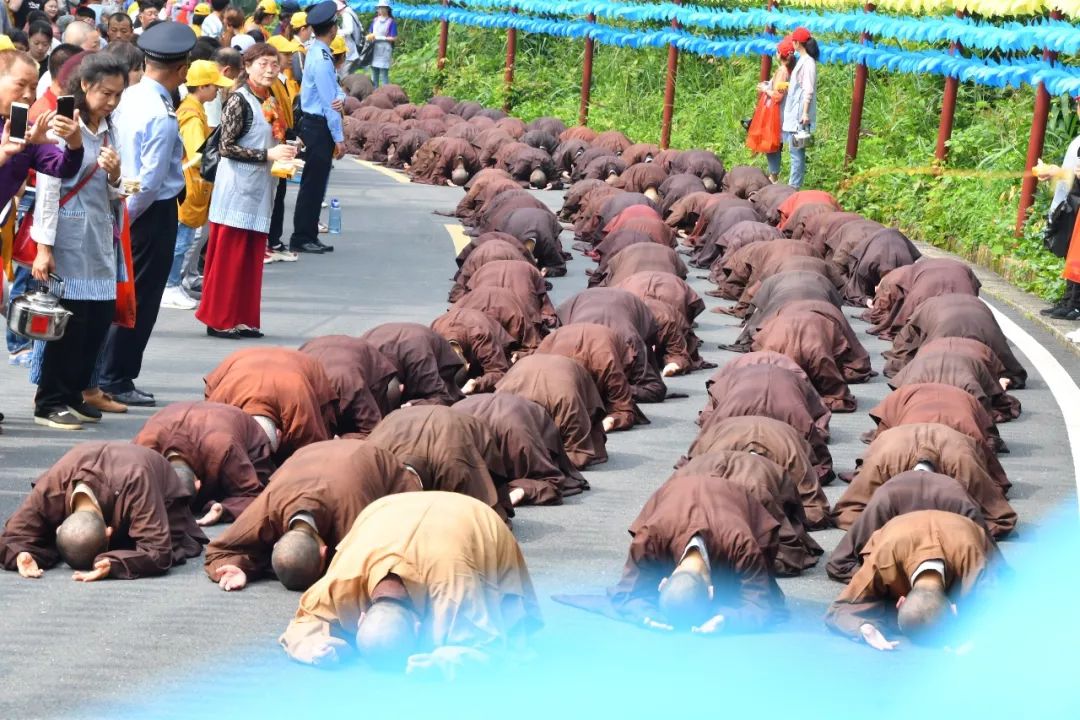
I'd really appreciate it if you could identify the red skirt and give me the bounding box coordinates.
[195,222,266,331]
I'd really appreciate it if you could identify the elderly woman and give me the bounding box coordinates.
[197,43,297,339]
[30,53,127,429]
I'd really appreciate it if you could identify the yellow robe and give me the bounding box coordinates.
[279,492,542,665]
[177,94,214,229]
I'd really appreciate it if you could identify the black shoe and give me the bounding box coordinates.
[290,242,325,254]
[268,242,287,253]
[314,240,334,252]
[236,326,264,338]
[67,402,103,423]
[110,389,156,406]
[132,386,155,399]
[34,408,83,429]
[206,326,243,339]
[1040,303,1065,316]
[1049,306,1080,321]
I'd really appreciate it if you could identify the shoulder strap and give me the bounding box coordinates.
[59,134,107,208]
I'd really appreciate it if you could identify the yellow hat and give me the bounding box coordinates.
[186,59,234,88]
[330,35,346,55]
[193,3,211,16]
[268,35,302,53]
[289,10,307,28]
[0,35,14,51]
[257,0,280,14]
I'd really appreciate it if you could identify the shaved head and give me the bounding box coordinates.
[271,530,323,591]
[897,585,951,643]
[355,599,419,670]
[170,459,197,497]
[529,168,547,188]
[385,375,403,410]
[658,570,712,629]
[701,176,717,192]
[450,161,469,187]
[56,511,108,570]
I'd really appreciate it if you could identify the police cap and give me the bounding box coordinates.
[138,21,197,63]
[305,0,337,27]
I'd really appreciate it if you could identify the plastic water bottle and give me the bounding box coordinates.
[328,198,342,235]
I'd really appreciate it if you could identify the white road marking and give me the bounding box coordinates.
[445,224,471,254]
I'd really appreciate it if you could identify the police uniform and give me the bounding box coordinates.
[289,0,344,254]
[98,21,196,405]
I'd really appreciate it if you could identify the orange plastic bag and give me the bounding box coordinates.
[745,93,782,155]
[113,206,136,329]
[1065,215,1080,283]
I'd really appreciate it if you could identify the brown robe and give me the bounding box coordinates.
[452,286,546,352]
[827,471,992,582]
[594,129,633,155]
[689,207,760,267]
[299,335,399,418]
[611,162,668,194]
[449,238,533,303]
[664,191,723,231]
[133,401,274,520]
[408,136,479,185]
[824,510,997,639]
[359,323,466,406]
[454,231,532,271]
[559,178,609,222]
[776,190,839,227]
[671,451,823,575]
[658,173,707,216]
[591,229,656,267]
[623,143,662,166]
[721,165,770,198]
[0,442,206,578]
[782,202,837,240]
[473,190,549,232]
[702,361,831,440]
[203,441,419,581]
[727,256,846,319]
[833,423,1016,537]
[536,323,647,431]
[865,259,981,340]
[680,415,832,528]
[826,218,885,265]
[610,476,787,631]
[466,259,557,327]
[800,211,866,255]
[486,207,568,277]
[454,394,589,506]
[727,269,842,328]
[590,243,688,288]
[454,168,517,222]
[204,348,337,460]
[709,239,818,300]
[686,197,754,248]
[840,229,921,307]
[601,213,674,248]
[614,270,705,323]
[431,308,515,394]
[495,353,608,469]
[495,142,556,187]
[883,294,1027,388]
[894,338,1021,422]
[748,183,796,224]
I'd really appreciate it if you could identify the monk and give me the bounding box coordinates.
[431,308,516,394]
[640,297,717,375]
[279,492,541,674]
[680,415,832,529]
[204,442,420,592]
[452,286,546,352]
[670,451,823,576]
[591,229,656,269]
[299,335,401,418]
[864,259,980,339]
[466,259,557,327]
[454,394,589,507]
[833,423,1016,538]
[408,136,479,186]
[454,169,519,224]
[0,442,206,581]
[722,166,770,198]
[670,150,725,191]
[611,162,668,198]
[615,271,705,325]
[133,402,275,526]
[708,352,831,436]
[495,141,557,188]
[449,238,534,303]
[827,471,992,582]
[838,229,920,307]
[536,323,648,432]
[864,382,1006,457]
[487,207,568,278]
[824,510,999,650]
[657,173,707,217]
[709,239,819,300]
[602,476,787,632]
[496,353,608,469]
[204,348,337,461]
[360,323,466,406]
[589,243,689,288]
[664,191,722,232]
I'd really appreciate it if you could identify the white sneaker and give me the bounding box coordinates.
[272,249,299,262]
[161,285,198,310]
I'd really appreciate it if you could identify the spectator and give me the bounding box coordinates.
[74,6,98,27]
[766,28,818,189]
[29,42,80,122]
[104,40,145,86]
[134,0,165,36]
[8,30,31,53]
[751,38,794,183]
[222,7,245,48]
[27,21,53,77]
[366,0,396,88]
[42,0,61,37]
[200,0,229,40]
[206,45,241,128]
[334,0,361,70]
[247,0,278,35]
[191,2,211,36]
[62,17,101,53]
[106,12,135,44]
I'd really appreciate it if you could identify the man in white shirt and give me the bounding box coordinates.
[199,0,228,39]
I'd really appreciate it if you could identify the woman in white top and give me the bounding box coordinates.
[366,0,397,88]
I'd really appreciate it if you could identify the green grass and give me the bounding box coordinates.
[387,21,1075,300]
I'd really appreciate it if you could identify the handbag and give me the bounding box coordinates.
[1044,180,1080,259]
[113,205,136,329]
[356,37,375,68]
[12,164,101,267]
[200,96,252,183]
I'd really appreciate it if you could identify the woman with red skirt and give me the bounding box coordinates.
[197,42,297,339]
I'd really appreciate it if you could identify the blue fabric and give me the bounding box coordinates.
[170,222,197,287]
[113,77,185,222]
[370,66,390,87]
[300,39,346,143]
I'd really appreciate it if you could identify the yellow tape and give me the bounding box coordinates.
[839,164,1032,191]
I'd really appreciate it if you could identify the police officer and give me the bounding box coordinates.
[98,21,196,407]
[288,0,343,254]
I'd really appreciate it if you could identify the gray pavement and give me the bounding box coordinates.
[0,161,1076,718]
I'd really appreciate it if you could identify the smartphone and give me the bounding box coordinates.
[8,102,29,145]
[56,95,76,120]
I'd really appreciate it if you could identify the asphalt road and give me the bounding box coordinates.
[0,161,1076,718]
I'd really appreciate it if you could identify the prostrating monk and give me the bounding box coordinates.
[640,297,717,375]
[568,476,787,633]
[722,166,770,198]
[838,229,920,307]
[204,442,420,592]
[365,405,510,519]
[431,308,516,395]
[671,452,822,576]
[664,191,722,232]
[537,323,648,432]
[680,415,831,529]
[449,238,534,303]
[670,149,725,192]
[408,136,480,186]
[709,352,831,436]
[134,402,275,526]
[360,323,466,406]
[827,471,992,582]
[454,169,518,224]
[602,210,674,248]
[297,338,388,439]
[833,423,1016,538]
[299,335,401,417]
[466,259,558,327]
[863,259,980,339]
[589,243,689,290]
[883,294,1027,389]
[615,271,705,325]
[486,207,568,277]
[495,141,557,188]
[454,394,589,507]
[279,492,542,673]
[0,443,206,581]
[864,382,1006,457]
[204,348,337,461]
[689,207,759,267]
[452,286,546,352]
[709,239,819,300]
[824,510,999,651]
[495,353,608,469]
[658,174,707,217]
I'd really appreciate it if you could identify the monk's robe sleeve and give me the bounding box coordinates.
[280,572,360,665]
[469,332,511,394]
[0,492,62,570]
[100,486,175,579]
[341,384,383,438]
[608,532,668,624]
[824,557,893,639]
[657,317,692,370]
[205,435,267,521]
[203,493,276,579]
[712,535,782,633]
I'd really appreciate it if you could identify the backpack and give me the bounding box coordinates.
[200,95,253,183]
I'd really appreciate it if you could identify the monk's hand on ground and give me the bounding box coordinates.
[662,362,682,377]
[999,378,1011,391]
[642,617,674,632]
[72,558,111,583]
[691,614,725,635]
[508,488,526,506]
[859,623,899,651]
[197,502,225,527]
[16,552,43,579]
[602,416,616,433]
[406,646,488,681]
[461,378,478,395]
[215,564,248,592]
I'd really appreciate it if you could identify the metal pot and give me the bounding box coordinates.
[7,274,72,342]
[791,125,813,150]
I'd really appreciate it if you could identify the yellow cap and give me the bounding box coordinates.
[193,3,211,15]
[289,10,307,28]
[330,35,346,55]
[186,59,234,88]
[268,35,302,53]
[257,0,279,14]
[0,35,14,51]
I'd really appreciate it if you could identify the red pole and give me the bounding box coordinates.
[759,0,777,83]
[660,1,681,149]
[934,10,966,162]
[845,3,875,166]
[1015,9,1062,236]
[579,13,596,126]
[436,0,449,72]
[504,13,517,113]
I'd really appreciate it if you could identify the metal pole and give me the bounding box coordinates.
[759,0,777,83]
[504,10,518,113]
[1015,9,1062,236]
[579,13,596,126]
[844,3,875,166]
[934,10,966,162]
[659,1,681,149]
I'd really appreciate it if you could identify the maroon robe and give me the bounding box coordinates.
[709,239,818,300]
[889,348,1021,423]
[466,259,557,327]
[408,136,480,185]
[360,323,466,406]
[299,335,399,417]
[658,174,707,218]
[561,179,615,223]
[431,308,515,394]
[690,207,759,267]
[591,229,655,267]
[602,213,674,248]
[452,286,546,352]
[801,211,866,256]
[748,183,797,224]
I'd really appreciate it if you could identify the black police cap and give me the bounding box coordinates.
[137,21,197,63]
[305,0,337,27]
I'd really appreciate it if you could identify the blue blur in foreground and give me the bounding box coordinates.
[113,511,1080,719]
